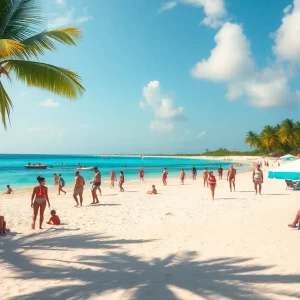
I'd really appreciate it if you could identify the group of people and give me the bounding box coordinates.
[1,162,299,233]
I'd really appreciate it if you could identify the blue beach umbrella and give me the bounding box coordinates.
[268,158,300,180]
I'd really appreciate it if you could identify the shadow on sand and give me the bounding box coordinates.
[1,232,300,299]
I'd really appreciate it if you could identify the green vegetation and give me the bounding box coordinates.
[245,119,300,156]
[0,0,85,128]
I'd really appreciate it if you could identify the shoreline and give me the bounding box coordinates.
[0,155,257,193]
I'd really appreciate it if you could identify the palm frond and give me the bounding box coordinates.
[0,39,24,59]
[5,60,85,98]
[0,80,13,129]
[16,28,82,59]
[0,0,42,40]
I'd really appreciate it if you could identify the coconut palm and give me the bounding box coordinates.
[260,125,280,151]
[0,0,85,128]
[245,130,260,149]
[278,119,300,154]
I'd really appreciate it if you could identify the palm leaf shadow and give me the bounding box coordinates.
[1,232,300,300]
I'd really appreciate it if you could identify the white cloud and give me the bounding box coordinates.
[48,8,92,28]
[245,67,295,108]
[140,81,184,120]
[273,0,300,64]
[158,1,177,13]
[39,98,60,108]
[159,0,226,28]
[197,130,206,138]
[150,120,174,133]
[182,0,226,28]
[191,22,255,82]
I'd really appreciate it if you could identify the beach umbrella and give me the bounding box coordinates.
[268,158,300,180]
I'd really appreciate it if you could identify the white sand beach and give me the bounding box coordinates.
[1,158,300,299]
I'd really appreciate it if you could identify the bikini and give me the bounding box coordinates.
[35,187,47,204]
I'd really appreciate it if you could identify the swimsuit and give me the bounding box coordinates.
[35,187,46,204]
[208,176,216,186]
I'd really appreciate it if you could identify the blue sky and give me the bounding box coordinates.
[1,0,300,154]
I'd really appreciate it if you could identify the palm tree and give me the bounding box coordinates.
[0,0,85,128]
[245,131,261,149]
[260,125,280,152]
[278,119,300,154]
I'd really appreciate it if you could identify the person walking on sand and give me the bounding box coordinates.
[227,165,236,192]
[208,171,217,200]
[110,170,116,188]
[180,169,186,185]
[162,168,168,186]
[3,185,13,194]
[203,167,209,187]
[119,171,125,192]
[218,166,223,180]
[90,167,101,204]
[191,166,197,181]
[31,176,50,230]
[288,209,300,228]
[53,173,59,185]
[139,168,145,181]
[58,174,66,195]
[253,164,263,195]
[73,171,85,207]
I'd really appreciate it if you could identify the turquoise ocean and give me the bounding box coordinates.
[0,154,245,189]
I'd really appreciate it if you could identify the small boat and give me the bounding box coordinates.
[77,167,93,170]
[25,165,47,169]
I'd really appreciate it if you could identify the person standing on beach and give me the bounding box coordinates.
[252,164,263,195]
[73,171,85,207]
[180,169,186,185]
[227,165,236,192]
[110,170,116,188]
[162,168,168,186]
[53,173,59,185]
[58,174,66,195]
[139,168,145,181]
[119,171,125,192]
[288,209,300,228]
[191,166,197,180]
[208,171,217,200]
[203,167,209,187]
[31,176,50,230]
[218,166,223,180]
[90,167,101,204]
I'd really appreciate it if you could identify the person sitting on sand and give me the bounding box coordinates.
[58,174,66,195]
[119,171,125,192]
[110,170,116,188]
[288,209,300,228]
[31,176,51,230]
[208,171,217,200]
[180,169,186,185]
[162,168,168,186]
[46,210,61,225]
[3,185,13,194]
[73,171,85,207]
[227,165,236,192]
[147,185,157,194]
[203,167,209,187]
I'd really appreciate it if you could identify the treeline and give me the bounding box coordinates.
[245,118,300,155]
